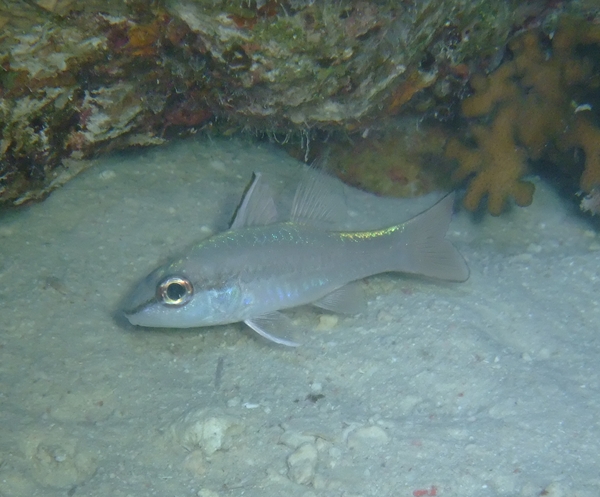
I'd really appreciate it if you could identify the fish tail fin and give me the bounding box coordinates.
[392,193,469,281]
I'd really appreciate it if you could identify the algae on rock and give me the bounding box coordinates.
[0,0,595,205]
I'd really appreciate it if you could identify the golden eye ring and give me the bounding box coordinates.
[157,276,193,306]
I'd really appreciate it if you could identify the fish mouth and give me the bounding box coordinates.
[123,309,142,326]
[121,294,160,325]
[122,299,151,318]
[121,277,160,318]
[122,301,160,326]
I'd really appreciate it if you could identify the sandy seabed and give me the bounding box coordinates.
[0,137,599,497]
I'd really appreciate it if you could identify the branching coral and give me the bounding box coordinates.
[446,106,534,215]
[447,20,600,215]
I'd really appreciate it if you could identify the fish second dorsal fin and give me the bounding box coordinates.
[231,172,278,229]
[290,169,346,226]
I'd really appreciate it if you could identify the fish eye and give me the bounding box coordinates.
[157,276,193,306]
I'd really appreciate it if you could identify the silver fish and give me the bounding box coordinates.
[123,172,469,346]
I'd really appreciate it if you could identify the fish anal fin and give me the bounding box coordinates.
[245,312,300,347]
[231,172,278,229]
[290,169,346,226]
[312,282,366,315]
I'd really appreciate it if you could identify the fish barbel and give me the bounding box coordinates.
[123,172,469,346]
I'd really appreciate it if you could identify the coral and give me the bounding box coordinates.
[447,20,600,214]
[447,106,534,215]
[460,64,519,118]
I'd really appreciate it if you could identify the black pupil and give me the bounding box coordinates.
[166,282,187,301]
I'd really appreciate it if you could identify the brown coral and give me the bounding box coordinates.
[460,64,518,118]
[447,20,600,215]
[447,106,534,215]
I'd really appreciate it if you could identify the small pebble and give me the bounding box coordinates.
[209,159,227,172]
[98,170,116,180]
[510,253,533,263]
[316,315,338,331]
[347,425,390,449]
[539,482,564,497]
[538,347,551,359]
[184,450,207,476]
[197,489,220,497]
[588,242,600,251]
[310,382,322,393]
[287,443,318,485]
[377,310,394,322]
[280,431,316,449]
[171,410,243,455]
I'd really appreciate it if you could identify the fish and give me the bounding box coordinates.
[123,171,469,346]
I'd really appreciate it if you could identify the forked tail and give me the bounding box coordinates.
[394,193,469,281]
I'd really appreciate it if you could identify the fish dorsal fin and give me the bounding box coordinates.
[231,172,278,229]
[290,169,346,226]
[312,282,366,315]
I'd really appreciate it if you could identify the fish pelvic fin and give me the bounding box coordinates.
[245,312,300,347]
[395,193,470,282]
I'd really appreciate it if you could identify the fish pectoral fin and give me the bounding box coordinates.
[230,172,278,229]
[312,282,366,315]
[244,312,301,347]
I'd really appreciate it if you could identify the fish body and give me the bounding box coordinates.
[124,172,469,345]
